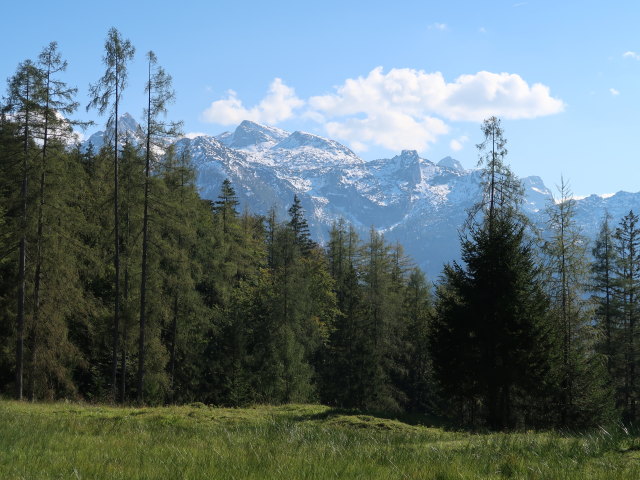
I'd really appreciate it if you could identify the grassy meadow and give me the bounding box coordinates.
[0,400,639,479]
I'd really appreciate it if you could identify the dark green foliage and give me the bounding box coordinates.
[613,211,640,421]
[87,27,135,400]
[588,211,640,423]
[137,51,182,403]
[321,220,363,406]
[401,268,435,412]
[288,194,315,255]
[543,179,613,427]
[592,213,619,377]
[431,118,556,429]
[432,215,554,428]
[0,42,629,431]
[322,223,418,412]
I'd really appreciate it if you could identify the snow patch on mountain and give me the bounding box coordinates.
[83,115,640,278]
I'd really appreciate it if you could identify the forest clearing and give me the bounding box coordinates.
[1,400,639,479]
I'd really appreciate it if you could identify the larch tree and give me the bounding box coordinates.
[3,59,45,400]
[137,51,182,403]
[87,27,135,400]
[322,220,362,406]
[592,213,618,373]
[401,267,434,412]
[613,210,640,421]
[28,42,88,400]
[543,178,612,426]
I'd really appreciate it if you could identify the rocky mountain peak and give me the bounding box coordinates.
[438,156,464,171]
[219,120,289,150]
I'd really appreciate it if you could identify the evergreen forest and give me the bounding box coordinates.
[2,29,638,431]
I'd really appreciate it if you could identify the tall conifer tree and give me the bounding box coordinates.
[87,28,135,400]
[614,211,640,421]
[592,213,618,376]
[431,117,554,429]
[137,51,181,403]
[543,178,612,426]
[3,59,45,399]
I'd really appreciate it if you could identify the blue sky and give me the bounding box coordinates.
[3,0,640,196]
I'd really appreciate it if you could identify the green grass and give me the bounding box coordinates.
[0,400,639,479]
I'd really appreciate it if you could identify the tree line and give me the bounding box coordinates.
[0,29,638,430]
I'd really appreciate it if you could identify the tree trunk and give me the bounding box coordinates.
[137,60,153,403]
[111,66,121,402]
[16,80,31,401]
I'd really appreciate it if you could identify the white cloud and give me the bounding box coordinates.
[201,78,304,125]
[450,135,469,152]
[623,51,640,60]
[184,132,208,139]
[325,113,449,152]
[610,88,620,96]
[479,27,487,34]
[307,67,564,151]
[201,67,563,154]
[441,71,565,121]
[429,23,448,31]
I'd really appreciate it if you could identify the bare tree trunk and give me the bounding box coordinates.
[169,294,178,402]
[30,59,53,402]
[111,66,121,402]
[16,80,32,401]
[137,59,152,404]
[120,228,130,404]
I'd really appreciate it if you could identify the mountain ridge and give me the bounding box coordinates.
[83,115,640,278]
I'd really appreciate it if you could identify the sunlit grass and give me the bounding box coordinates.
[0,400,638,479]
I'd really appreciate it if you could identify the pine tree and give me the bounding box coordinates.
[87,27,135,400]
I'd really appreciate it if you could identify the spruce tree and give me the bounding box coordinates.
[431,117,554,429]
[288,194,315,255]
[214,179,239,236]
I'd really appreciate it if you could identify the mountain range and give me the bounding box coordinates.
[83,115,640,279]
